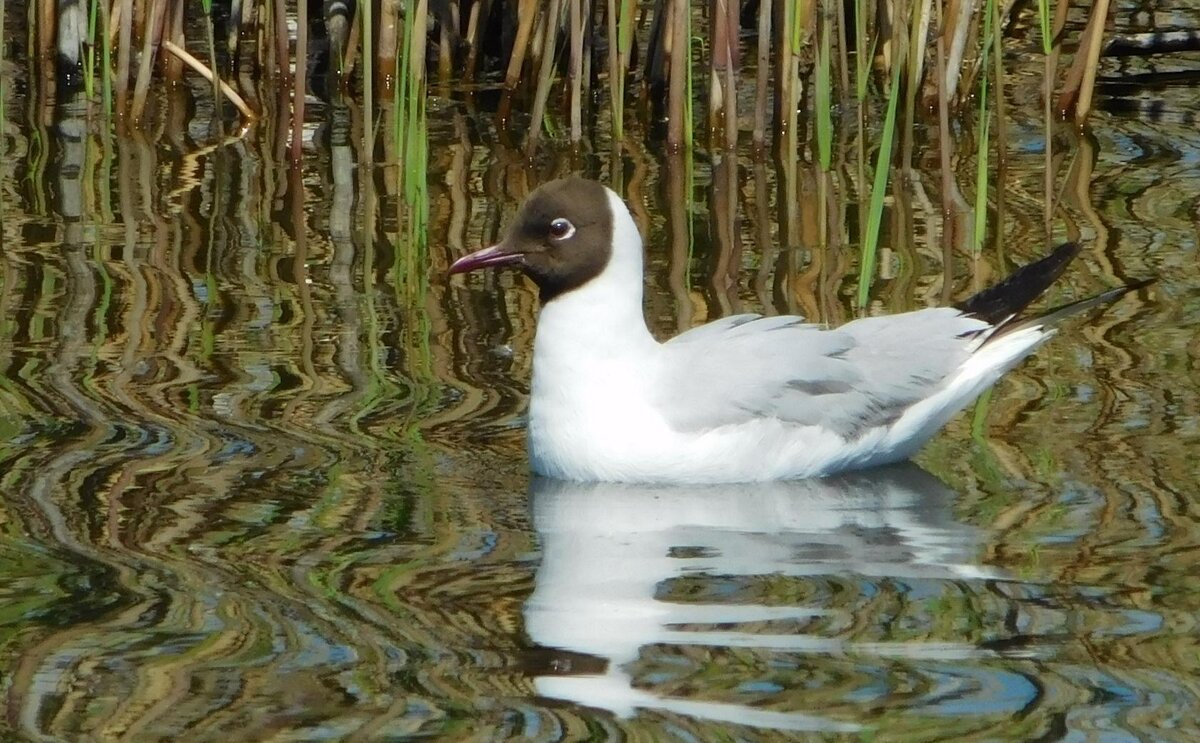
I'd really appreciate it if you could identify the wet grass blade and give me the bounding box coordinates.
[857,57,903,308]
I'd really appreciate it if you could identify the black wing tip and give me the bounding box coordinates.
[962,244,1155,342]
[956,242,1084,325]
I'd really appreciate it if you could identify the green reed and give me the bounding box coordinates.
[392,0,430,323]
[616,0,634,139]
[972,0,997,252]
[201,0,220,123]
[1040,0,1056,232]
[856,57,902,309]
[814,10,832,172]
[1038,0,1053,55]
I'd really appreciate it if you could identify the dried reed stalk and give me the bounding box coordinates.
[166,0,185,83]
[463,0,484,81]
[902,0,932,174]
[936,4,953,233]
[505,0,539,89]
[161,40,257,119]
[293,0,307,162]
[752,0,771,148]
[379,0,400,96]
[710,0,738,150]
[438,1,455,81]
[116,0,133,116]
[38,0,55,77]
[130,0,169,120]
[227,0,244,69]
[943,0,975,104]
[273,0,288,76]
[666,0,687,150]
[569,0,584,142]
[341,2,361,78]
[606,0,621,137]
[527,0,562,150]
[1058,0,1111,122]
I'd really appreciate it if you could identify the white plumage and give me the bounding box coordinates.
[449,178,1143,484]
[526,188,1046,482]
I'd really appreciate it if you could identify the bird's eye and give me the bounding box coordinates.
[549,218,576,241]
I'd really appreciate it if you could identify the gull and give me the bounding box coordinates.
[449,176,1147,483]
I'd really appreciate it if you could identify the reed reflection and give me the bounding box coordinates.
[524,465,1006,733]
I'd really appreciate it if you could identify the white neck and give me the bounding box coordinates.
[534,188,657,358]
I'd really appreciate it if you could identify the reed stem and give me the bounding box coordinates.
[815,6,832,171]
[1059,0,1111,122]
[936,2,954,250]
[115,0,132,119]
[130,0,169,121]
[362,0,375,158]
[666,0,686,151]
[606,0,621,138]
[161,40,256,120]
[293,0,307,163]
[200,0,222,122]
[379,0,400,97]
[752,0,771,149]
[505,0,539,90]
[84,0,99,98]
[569,0,584,142]
[972,0,996,252]
[166,0,185,83]
[528,0,563,151]
[857,50,903,308]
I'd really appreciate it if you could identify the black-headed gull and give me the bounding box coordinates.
[450,176,1146,483]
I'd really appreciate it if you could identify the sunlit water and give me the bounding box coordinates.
[2,38,1199,742]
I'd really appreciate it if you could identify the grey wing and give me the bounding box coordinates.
[657,308,992,437]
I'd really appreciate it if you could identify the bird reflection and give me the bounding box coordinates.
[523,464,1002,732]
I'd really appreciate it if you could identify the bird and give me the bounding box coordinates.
[449,176,1148,484]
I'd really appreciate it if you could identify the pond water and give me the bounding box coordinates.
[2,34,1200,743]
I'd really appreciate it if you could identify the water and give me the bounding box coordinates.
[2,54,1198,742]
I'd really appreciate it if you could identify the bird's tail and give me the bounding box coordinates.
[956,242,1082,325]
[956,242,1151,342]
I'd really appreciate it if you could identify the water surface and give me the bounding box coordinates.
[1,45,1198,741]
